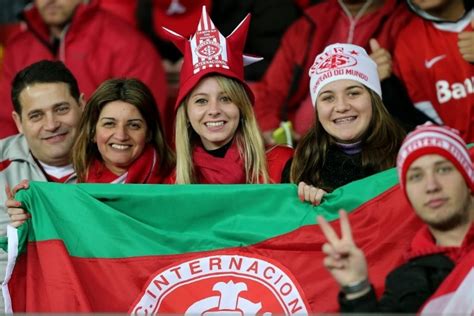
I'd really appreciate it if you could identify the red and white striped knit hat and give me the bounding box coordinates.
[397,122,474,193]
[162,5,262,110]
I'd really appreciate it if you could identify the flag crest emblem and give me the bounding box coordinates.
[130,254,310,315]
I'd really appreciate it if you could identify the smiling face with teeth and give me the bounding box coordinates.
[186,76,241,150]
[315,79,372,144]
[13,82,84,167]
[94,101,148,175]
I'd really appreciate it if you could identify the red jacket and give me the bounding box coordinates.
[253,0,412,134]
[266,145,293,183]
[393,14,474,143]
[0,0,168,139]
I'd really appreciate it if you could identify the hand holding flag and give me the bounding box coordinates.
[5,180,30,228]
[298,181,327,206]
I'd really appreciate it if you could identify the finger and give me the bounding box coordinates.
[309,186,319,205]
[297,182,306,201]
[303,183,312,203]
[323,256,345,270]
[457,32,472,41]
[322,242,335,255]
[13,180,29,195]
[375,53,391,64]
[317,215,341,245]
[339,210,354,243]
[5,184,13,200]
[461,53,474,59]
[371,48,390,59]
[10,213,30,222]
[7,207,26,216]
[369,38,380,53]
[314,189,327,205]
[322,242,346,259]
[5,198,21,207]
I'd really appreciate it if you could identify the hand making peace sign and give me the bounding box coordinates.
[317,210,370,297]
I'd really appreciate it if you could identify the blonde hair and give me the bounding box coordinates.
[175,75,269,184]
[290,87,405,190]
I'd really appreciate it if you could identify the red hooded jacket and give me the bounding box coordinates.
[0,0,168,139]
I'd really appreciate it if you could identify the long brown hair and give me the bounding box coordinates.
[290,87,405,188]
[174,75,269,184]
[72,78,174,181]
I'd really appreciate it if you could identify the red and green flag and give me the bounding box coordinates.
[2,168,423,313]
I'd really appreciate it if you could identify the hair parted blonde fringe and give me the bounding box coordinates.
[174,75,269,184]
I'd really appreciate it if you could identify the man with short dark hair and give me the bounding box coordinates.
[0,60,84,309]
[0,0,168,139]
[319,123,474,313]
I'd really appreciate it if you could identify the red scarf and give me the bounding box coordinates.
[84,145,164,184]
[192,142,246,184]
[405,224,474,264]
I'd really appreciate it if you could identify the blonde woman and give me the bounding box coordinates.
[165,6,293,184]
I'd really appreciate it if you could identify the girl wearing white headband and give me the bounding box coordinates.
[291,43,406,204]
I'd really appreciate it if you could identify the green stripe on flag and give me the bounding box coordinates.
[15,167,398,258]
[317,168,398,221]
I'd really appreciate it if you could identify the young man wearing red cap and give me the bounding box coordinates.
[318,123,474,313]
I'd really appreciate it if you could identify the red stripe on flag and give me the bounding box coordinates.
[9,184,423,313]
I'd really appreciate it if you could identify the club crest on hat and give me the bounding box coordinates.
[309,47,359,76]
[162,5,262,109]
[308,43,381,107]
[191,8,229,74]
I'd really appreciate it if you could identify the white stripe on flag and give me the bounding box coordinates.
[2,225,19,313]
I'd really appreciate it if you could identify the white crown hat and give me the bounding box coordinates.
[308,43,381,107]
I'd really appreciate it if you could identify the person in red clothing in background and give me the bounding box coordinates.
[164,6,294,184]
[393,0,474,143]
[252,0,417,145]
[0,0,168,140]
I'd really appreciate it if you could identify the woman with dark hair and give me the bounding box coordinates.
[291,43,405,204]
[72,78,175,183]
